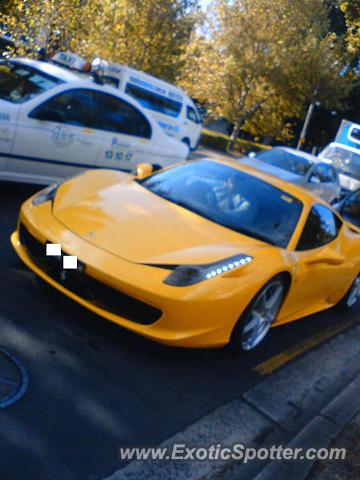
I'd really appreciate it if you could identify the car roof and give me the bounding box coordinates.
[110,63,185,93]
[204,157,323,208]
[239,157,303,182]
[11,57,86,83]
[271,146,318,162]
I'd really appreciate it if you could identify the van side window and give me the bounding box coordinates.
[187,106,198,123]
[125,83,182,118]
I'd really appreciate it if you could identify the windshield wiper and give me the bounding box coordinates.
[232,227,277,246]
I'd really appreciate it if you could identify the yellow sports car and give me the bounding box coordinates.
[11,159,360,351]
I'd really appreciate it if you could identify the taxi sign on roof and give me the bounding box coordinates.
[52,51,88,72]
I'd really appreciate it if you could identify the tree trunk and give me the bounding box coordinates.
[229,117,244,151]
[228,100,265,151]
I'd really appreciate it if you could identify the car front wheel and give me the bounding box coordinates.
[230,276,285,352]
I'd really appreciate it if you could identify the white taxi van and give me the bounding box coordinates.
[0,56,188,185]
[91,57,203,151]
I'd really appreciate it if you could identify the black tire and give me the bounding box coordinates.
[229,275,286,353]
[35,274,55,296]
[181,138,192,159]
[336,274,360,310]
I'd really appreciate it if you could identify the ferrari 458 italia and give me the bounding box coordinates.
[11,159,360,351]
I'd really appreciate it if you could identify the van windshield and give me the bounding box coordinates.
[0,61,63,103]
[322,145,360,179]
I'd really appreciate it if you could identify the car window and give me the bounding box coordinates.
[310,164,337,183]
[98,92,152,138]
[0,61,63,103]
[256,149,313,176]
[297,204,342,251]
[341,190,360,228]
[30,88,99,128]
[125,83,182,118]
[187,106,198,123]
[30,88,152,138]
[140,160,303,248]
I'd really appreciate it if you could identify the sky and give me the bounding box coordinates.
[200,0,212,10]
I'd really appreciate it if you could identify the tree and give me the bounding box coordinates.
[180,0,352,146]
[0,0,83,56]
[0,0,199,82]
[340,0,360,56]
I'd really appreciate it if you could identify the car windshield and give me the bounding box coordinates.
[0,61,63,103]
[140,160,303,248]
[321,145,360,179]
[256,149,313,176]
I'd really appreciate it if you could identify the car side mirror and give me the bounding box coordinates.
[136,163,153,179]
[309,175,321,184]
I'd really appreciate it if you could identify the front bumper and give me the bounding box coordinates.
[10,200,258,348]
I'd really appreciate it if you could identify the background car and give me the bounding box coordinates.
[334,188,360,229]
[0,58,188,185]
[318,142,360,194]
[11,158,360,352]
[243,147,341,204]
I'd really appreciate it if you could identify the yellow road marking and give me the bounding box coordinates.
[254,318,359,376]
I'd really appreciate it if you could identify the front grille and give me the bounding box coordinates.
[19,223,162,325]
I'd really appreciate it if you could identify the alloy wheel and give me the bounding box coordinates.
[241,281,284,351]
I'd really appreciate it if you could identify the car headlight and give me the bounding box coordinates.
[32,184,59,206]
[163,254,253,287]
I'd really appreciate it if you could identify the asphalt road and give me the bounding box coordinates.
[0,178,358,480]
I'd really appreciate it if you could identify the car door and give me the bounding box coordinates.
[9,88,102,183]
[94,91,154,172]
[280,204,352,319]
[306,163,339,203]
[321,164,340,203]
[0,100,18,172]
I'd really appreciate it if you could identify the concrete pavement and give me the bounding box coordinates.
[105,320,360,480]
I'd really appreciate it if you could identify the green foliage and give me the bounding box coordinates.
[180,0,354,143]
[340,0,360,55]
[0,0,199,82]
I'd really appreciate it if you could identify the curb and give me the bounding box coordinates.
[104,322,360,480]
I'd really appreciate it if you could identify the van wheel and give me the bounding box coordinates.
[181,137,192,158]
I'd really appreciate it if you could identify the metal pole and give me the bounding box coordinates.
[297,102,315,150]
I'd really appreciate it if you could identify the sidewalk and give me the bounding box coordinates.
[305,413,360,480]
[104,320,360,480]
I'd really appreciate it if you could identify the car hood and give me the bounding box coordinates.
[53,170,267,265]
[239,158,303,184]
